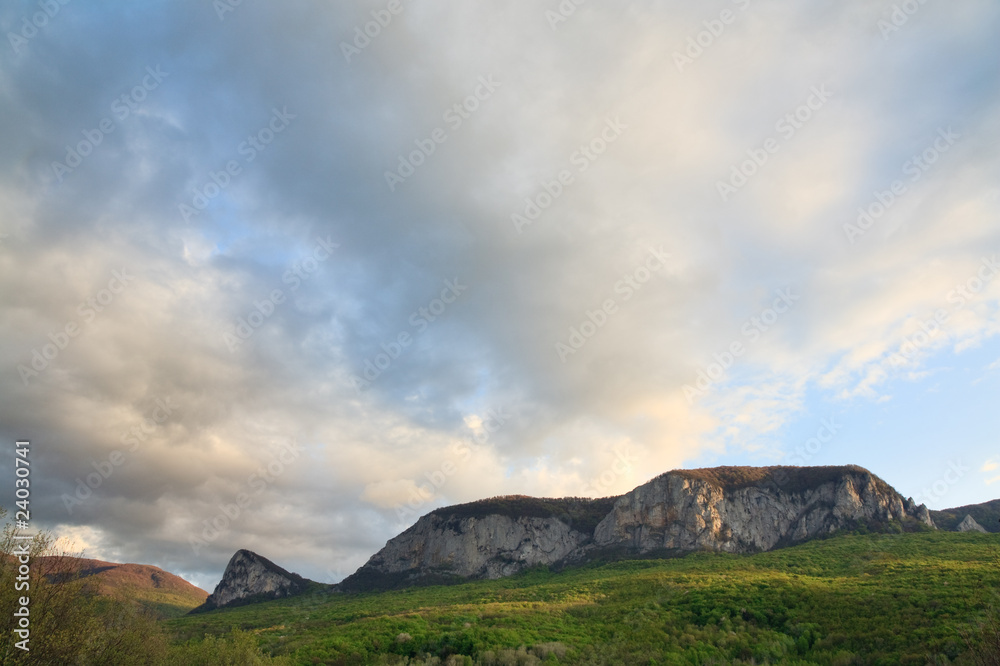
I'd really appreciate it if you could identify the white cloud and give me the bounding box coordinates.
[1,0,998,584]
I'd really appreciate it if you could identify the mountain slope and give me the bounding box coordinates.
[932,498,1000,532]
[39,555,207,618]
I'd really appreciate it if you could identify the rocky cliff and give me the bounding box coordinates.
[339,496,616,590]
[593,465,933,554]
[343,465,934,590]
[957,514,987,533]
[191,549,312,612]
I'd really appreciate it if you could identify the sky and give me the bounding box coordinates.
[0,1,998,592]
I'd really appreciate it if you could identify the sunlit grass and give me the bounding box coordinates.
[165,530,1000,664]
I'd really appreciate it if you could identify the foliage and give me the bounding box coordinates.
[167,530,1000,664]
[170,627,293,665]
[0,508,285,665]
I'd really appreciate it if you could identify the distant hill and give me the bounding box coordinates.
[39,555,208,618]
[932,499,1000,533]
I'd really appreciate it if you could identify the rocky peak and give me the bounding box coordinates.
[340,465,935,592]
[957,514,987,533]
[191,549,311,612]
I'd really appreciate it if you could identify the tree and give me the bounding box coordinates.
[0,507,167,664]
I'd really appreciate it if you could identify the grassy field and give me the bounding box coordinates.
[165,531,1000,665]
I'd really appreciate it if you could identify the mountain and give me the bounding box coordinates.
[191,549,315,612]
[340,465,933,591]
[957,514,988,533]
[592,465,932,553]
[339,496,618,591]
[931,499,1000,532]
[39,555,208,618]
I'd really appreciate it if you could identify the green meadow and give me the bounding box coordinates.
[164,530,1000,665]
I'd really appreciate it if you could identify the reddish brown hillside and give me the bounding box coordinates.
[36,556,208,617]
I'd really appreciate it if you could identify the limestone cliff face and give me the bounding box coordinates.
[957,514,987,533]
[192,549,311,612]
[342,513,589,589]
[593,466,934,554]
[340,496,616,590]
[341,466,935,591]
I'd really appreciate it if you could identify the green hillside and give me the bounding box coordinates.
[165,531,1000,665]
[932,500,1000,533]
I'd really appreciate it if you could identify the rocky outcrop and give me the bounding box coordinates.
[341,466,934,591]
[957,514,987,533]
[593,465,934,554]
[191,549,312,612]
[930,499,1000,533]
[340,496,616,590]
[344,514,585,588]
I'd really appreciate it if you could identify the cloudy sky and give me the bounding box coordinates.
[1,1,998,590]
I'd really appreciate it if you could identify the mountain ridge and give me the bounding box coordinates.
[338,464,932,592]
[194,464,998,609]
[930,498,1000,532]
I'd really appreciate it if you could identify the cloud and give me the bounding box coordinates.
[1,0,999,586]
